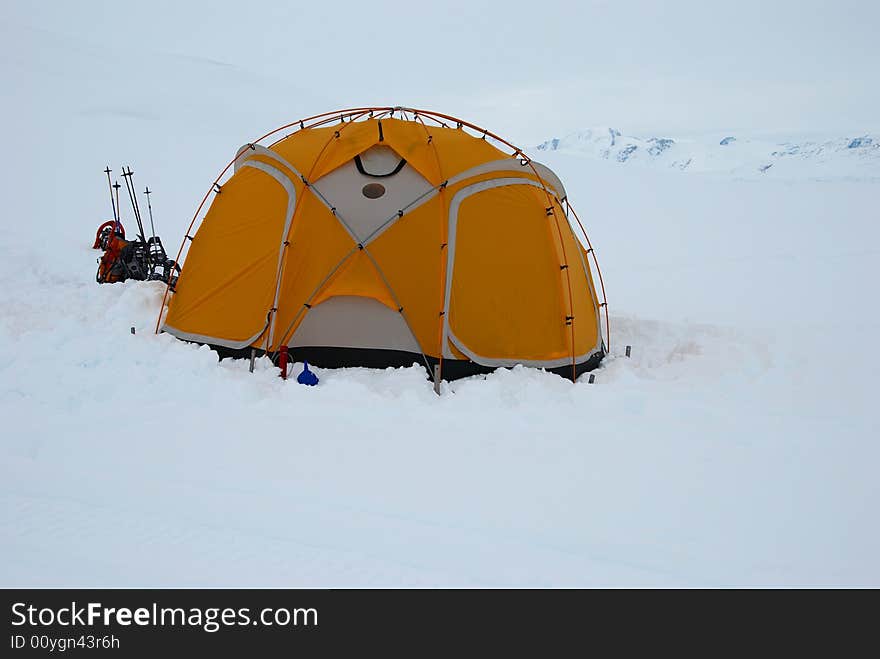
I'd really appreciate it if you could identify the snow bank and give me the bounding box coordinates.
[2,221,877,586]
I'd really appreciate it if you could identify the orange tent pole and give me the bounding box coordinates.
[155,106,610,373]
[566,203,610,353]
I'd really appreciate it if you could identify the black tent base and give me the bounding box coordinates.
[210,344,605,382]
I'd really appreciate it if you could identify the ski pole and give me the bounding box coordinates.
[128,168,147,242]
[104,166,119,227]
[121,167,146,243]
[144,187,156,239]
[121,170,139,240]
[113,180,122,230]
[125,167,144,228]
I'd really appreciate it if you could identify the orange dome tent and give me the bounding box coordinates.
[157,107,609,382]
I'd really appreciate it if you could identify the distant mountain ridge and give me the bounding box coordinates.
[536,128,880,180]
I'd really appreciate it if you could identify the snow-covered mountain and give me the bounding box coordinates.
[536,128,880,180]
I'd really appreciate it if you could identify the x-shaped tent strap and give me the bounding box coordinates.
[270,171,452,376]
[259,116,566,378]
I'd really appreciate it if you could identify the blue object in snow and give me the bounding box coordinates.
[297,361,319,386]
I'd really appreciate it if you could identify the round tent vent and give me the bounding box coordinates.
[361,182,386,199]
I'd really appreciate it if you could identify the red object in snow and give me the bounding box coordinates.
[279,345,289,380]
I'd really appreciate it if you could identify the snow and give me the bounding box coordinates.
[2,8,879,587]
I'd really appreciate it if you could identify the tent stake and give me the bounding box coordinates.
[249,348,256,373]
[433,364,441,395]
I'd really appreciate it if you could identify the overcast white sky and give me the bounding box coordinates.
[5,0,880,142]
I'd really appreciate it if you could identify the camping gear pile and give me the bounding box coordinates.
[94,166,179,287]
[156,107,609,384]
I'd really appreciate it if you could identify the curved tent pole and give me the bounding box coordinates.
[154,106,611,367]
[270,111,437,376]
[411,108,591,380]
[408,110,449,385]
[259,107,379,354]
[565,202,610,353]
[410,109,579,380]
[154,107,383,335]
